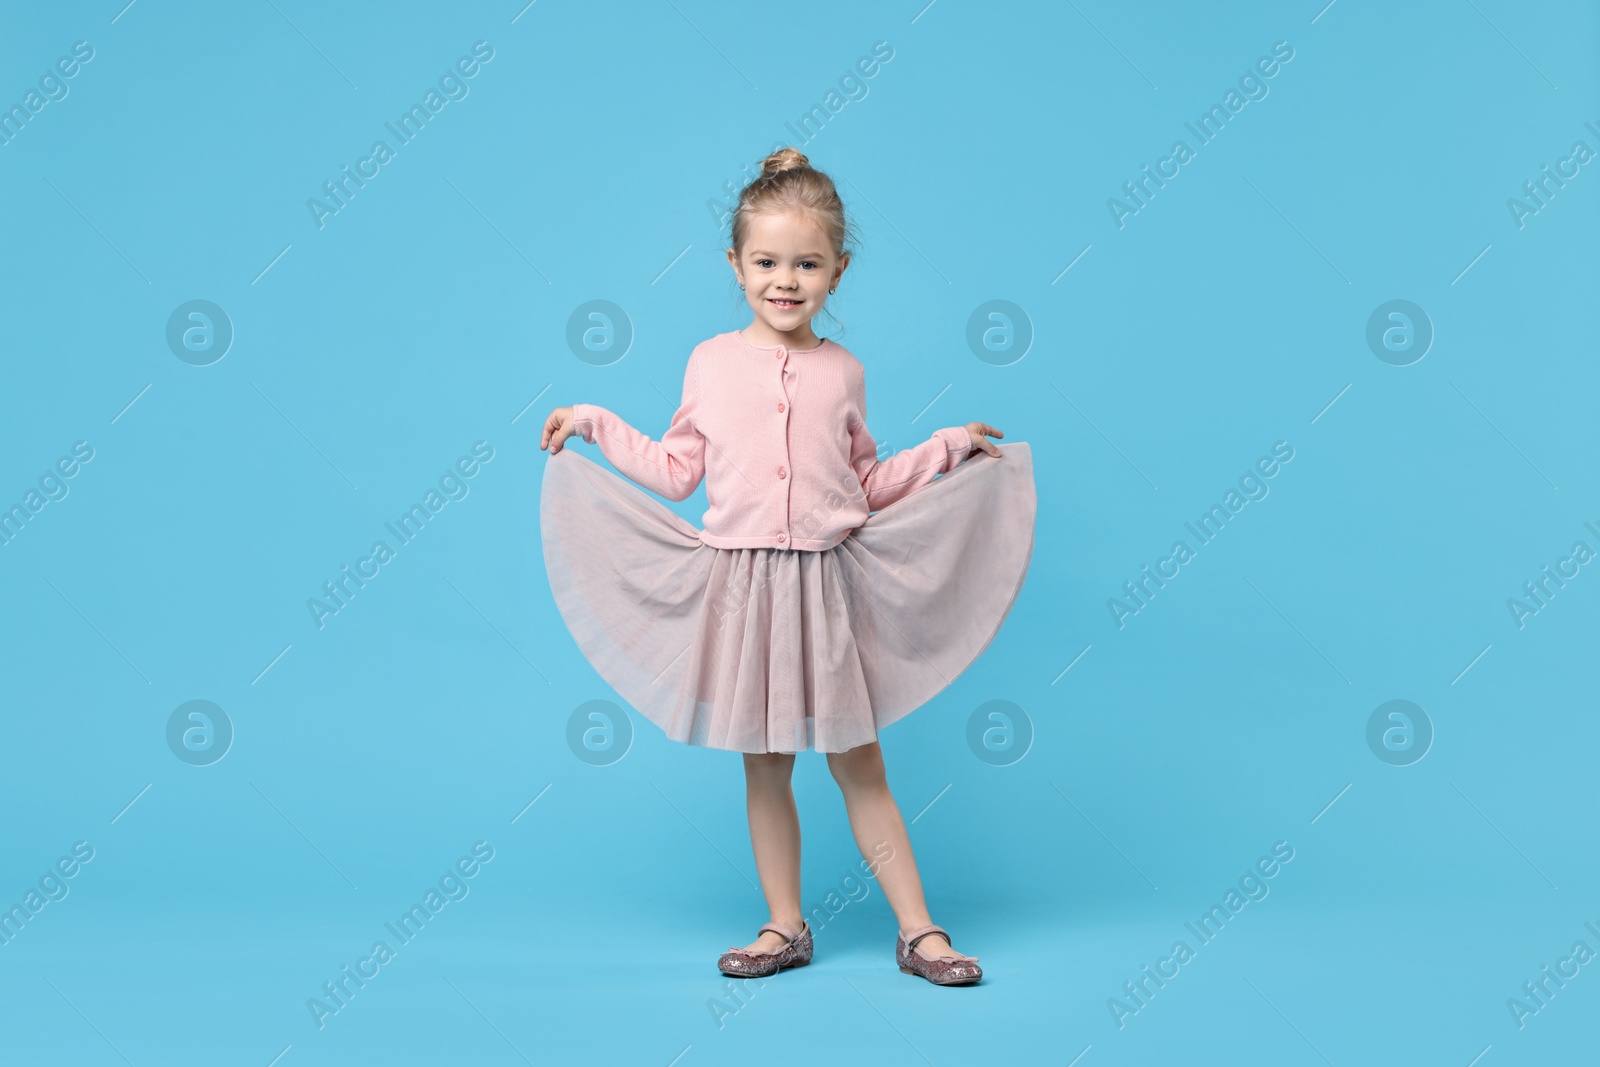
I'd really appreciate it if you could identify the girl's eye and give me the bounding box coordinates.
[756,259,773,268]
[799,261,817,270]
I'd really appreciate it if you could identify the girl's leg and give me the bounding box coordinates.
[736,750,806,954]
[825,739,965,959]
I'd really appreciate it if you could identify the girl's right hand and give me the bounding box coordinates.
[541,406,576,453]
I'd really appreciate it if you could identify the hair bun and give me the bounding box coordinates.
[760,147,810,179]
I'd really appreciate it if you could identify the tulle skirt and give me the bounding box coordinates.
[539,442,1036,753]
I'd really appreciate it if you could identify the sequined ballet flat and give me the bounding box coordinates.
[897,923,982,986]
[717,920,813,978]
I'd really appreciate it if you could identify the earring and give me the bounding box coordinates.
[739,284,745,291]
[828,287,836,294]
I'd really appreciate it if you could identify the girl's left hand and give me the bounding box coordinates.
[964,422,1004,458]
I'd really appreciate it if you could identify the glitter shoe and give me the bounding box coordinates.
[717,920,813,978]
[897,923,982,986]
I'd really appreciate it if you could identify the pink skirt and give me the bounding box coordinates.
[539,442,1036,753]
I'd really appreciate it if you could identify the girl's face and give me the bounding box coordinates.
[727,210,849,344]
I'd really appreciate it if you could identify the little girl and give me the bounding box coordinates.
[538,148,1035,986]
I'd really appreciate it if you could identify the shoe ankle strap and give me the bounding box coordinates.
[902,923,947,950]
[760,920,803,944]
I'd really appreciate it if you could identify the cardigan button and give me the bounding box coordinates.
[777,466,787,479]
[777,533,787,543]
[777,402,785,413]
[774,350,783,359]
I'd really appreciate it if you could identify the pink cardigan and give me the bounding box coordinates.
[569,330,972,550]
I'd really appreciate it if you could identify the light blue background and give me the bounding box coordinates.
[2,1,1596,1064]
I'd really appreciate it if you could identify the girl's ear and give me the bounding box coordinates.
[726,246,742,285]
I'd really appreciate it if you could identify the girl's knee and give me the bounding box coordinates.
[826,741,886,787]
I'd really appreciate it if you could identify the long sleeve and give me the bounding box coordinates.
[570,353,707,502]
[847,363,971,512]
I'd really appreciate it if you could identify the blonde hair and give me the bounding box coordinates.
[729,147,858,262]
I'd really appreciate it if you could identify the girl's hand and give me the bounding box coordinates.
[542,406,577,453]
[965,422,1004,458]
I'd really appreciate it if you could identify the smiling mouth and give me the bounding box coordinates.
[768,298,803,308]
